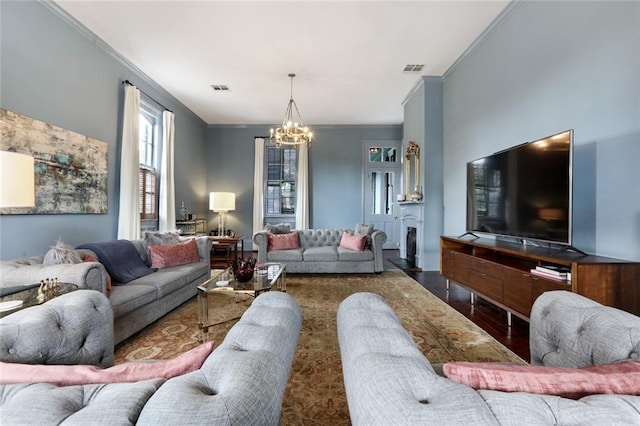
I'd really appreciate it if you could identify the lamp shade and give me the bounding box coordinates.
[0,151,35,208]
[209,192,235,212]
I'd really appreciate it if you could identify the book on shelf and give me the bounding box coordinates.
[535,265,570,276]
[530,268,571,282]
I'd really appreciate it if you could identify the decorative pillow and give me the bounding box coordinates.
[443,360,640,399]
[267,232,300,252]
[354,223,374,248]
[83,254,112,297]
[265,223,291,234]
[148,239,200,269]
[143,230,182,247]
[0,341,215,386]
[339,231,367,252]
[43,240,83,265]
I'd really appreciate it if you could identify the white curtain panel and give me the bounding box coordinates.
[159,110,175,232]
[295,142,309,229]
[252,137,265,250]
[117,85,141,240]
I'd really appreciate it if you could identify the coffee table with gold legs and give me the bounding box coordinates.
[197,262,286,342]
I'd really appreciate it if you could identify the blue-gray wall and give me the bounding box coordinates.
[0,1,208,259]
[443,1,640,261]
[206,125,402,247]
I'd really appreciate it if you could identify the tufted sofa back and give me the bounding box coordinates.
[529,290,640,367]
[298,229,351,249]
[0,290,114,367]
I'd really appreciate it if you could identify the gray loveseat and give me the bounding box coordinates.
[338,291,640,425]
[0,236,212,344]
[0,289,302,425]
[253,228,387,273]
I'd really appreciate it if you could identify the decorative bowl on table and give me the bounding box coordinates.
[231,257,256,282]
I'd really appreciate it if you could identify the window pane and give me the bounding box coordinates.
[369,147,381,162]
[383,147,396,162]
[264,145,297,217]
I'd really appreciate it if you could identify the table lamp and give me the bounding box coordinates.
[0,151,35,208]
[209,192,235,236]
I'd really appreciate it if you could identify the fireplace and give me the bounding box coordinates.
[398,201,423,269]
[406,227,417,268]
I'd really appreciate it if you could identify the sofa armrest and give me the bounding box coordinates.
[253,231,269,263]
[0,261,107,294]
[0,290,114,367]
[530,290,640,367]
[194,236,212,264]
[370,230,387,273]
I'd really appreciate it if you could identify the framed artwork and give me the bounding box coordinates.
[0,108,108,214]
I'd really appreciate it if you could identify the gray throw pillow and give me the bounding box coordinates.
[43,240,83,265]
[143,231,182,247]
[354,224,375,249]
[265,223,291,234]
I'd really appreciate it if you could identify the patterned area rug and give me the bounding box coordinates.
[115,270,525,425]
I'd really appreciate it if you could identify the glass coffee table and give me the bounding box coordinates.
[197,262,286,342]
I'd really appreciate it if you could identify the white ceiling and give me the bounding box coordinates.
[54,1,510,126]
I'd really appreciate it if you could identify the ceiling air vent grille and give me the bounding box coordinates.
[211,85,230,91]
[403,64,424,72]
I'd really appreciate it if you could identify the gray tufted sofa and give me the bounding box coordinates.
[0,289,302,425]
[253,228,387,273]
[0,236,212,344]
[337,290,640,425]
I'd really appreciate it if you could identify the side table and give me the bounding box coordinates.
[209,236,244,269]
[0,282,79,318]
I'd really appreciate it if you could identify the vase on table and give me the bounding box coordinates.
[231,257,256,282]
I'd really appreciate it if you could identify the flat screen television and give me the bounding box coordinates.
[466,129,573,245]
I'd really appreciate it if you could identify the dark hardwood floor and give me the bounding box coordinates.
[384,250,531,362]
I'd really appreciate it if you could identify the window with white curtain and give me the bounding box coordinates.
[265,145,297,219]
[138,101,161,230]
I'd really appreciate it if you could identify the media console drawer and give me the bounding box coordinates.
[468,268,503,302]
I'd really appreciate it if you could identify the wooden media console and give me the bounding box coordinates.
[440,236,640,323]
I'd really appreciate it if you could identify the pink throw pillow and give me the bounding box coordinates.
[148,238,200,269]
[267,232,300,252]
[339,232,367,252]
[443,360,640,399]
[83,254,112,297]
[0,341,214,386]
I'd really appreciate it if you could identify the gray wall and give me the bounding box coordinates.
[206,125,402,247]
[0,1,208,259]
[443,1,640,261]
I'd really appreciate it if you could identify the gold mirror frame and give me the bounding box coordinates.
[404,141,421,200]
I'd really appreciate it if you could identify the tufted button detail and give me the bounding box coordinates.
[8,347,16,355]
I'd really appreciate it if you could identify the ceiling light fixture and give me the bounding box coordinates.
[270,73,312,147]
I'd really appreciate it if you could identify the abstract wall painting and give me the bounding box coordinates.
[0,108,108,214]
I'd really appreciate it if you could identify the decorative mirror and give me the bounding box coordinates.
[404,141,422,201]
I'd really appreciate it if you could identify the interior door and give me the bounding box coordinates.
[363,141,401,249]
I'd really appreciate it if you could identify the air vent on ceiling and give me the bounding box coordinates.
[403,64,424,73]
[211,85,230,91]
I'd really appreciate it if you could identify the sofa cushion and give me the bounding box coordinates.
[265,223,291,234]
[143,231,182,247]
[443,360,640,398]
[0,341,214,386]
[268,232,300,251]
[303,246,339,262]
[338,246,374,262]
[267,248,303,262]
[109,284,157,319]
[130,262,207,299]
[77,240,155,284]
[148,239,199,269]
[339,231,367,252]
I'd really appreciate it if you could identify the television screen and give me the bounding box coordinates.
[466,130,573,245]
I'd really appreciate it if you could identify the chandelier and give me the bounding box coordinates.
[270,73,313,147]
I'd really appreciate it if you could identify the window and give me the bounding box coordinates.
[265,146,297,217]
[138,103,161,227]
